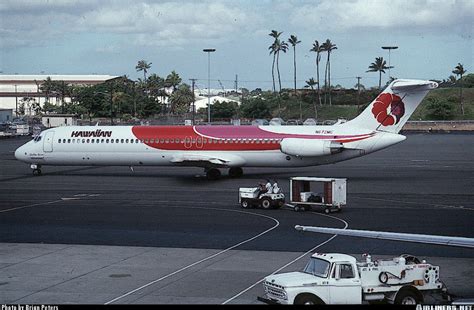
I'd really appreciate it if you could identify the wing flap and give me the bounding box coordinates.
[170,153,246,167]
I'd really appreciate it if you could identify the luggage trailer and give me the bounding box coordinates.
[288,177,347,213]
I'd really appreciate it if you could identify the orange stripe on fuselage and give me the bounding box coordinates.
[131,126,374,151]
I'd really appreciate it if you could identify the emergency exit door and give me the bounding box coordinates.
[43,131,54,152]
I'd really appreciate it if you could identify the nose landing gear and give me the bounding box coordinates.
[30,164,42,176]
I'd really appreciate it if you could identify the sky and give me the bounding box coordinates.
[0,0,473,91]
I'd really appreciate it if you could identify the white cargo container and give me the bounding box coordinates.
[289,177,346,213]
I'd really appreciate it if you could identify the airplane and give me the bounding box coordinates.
[294,225,474,249]
[14,79,438,179]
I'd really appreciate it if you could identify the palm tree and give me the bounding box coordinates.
[305,78,318,118]
[288,35,301,96]
[320,39,337,105]
[452,63,467,115]
[135,60,152,81]
[165,70,182,92]
[366,57,390,90]
[268,30,282,93]
[40,77,54,103]
[310,40,323,106]
[275,39,289,93]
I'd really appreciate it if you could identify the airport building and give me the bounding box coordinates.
[0,75,119,117]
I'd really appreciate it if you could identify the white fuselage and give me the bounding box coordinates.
[14,125,406,169]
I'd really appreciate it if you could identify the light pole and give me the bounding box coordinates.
[203,48,216,124]
[381,46,398,79]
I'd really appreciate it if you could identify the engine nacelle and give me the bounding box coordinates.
[280,138,343,157]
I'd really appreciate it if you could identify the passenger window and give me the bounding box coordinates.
[116,139,119,143]
[121,139,124,143]
[86,139,90,143]
[339,264,355,279]
[82,139,85,143]
[126,139,129,143]
[58,139,61,143]
[111,139,114,143]
[68,139,71,143]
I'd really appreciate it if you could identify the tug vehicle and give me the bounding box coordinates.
[258,252,446,305]
[238,186,285,209]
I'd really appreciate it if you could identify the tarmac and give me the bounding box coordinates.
[0,133,473,304]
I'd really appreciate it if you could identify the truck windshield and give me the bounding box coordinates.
[303,258,330,278]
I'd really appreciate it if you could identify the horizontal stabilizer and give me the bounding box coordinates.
[294,225,474,249]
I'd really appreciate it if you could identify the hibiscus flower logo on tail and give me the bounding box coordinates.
[371,93,405,126]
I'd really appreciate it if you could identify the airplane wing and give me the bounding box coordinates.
[170,153,246,168]
[294,225,474,249]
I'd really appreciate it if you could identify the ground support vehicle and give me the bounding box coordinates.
[258,253,447,305]
[289,177,346,213]
[238,187,285,209]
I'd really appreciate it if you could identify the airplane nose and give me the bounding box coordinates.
[15,145,27,162]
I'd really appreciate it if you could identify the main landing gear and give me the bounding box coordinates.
[31,164,42,176]
[205,167,244,180]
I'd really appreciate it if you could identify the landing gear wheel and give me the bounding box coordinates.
[206,168,221,180]
[261,198,272,209]
[33,169,42,176]
[228,167,243,178]
[241,200,251,209]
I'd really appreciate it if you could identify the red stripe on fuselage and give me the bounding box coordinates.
[131,126,374,151]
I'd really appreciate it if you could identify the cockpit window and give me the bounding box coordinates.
[34,136,42,142]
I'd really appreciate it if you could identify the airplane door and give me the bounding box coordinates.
[196,137,203,149]
[184,136,192,149]
[43,131,55,152]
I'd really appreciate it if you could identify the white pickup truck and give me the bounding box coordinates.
[258,252,447,305]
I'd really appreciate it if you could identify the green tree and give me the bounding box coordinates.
[366,56,390,90]
[165,70,182,92]
[310,40,323,106]
[452,63,467,115]
[211,100,238,119]
[136,60,152,81]
[288,35,301,96]
[268,30,282,93]
[321,39,337,105]
[426,97,455,120]
[40,77,54,103]
[240,97,272,119]
[305,78,318,118]
[169,83,193,115]
[76,86,99,124]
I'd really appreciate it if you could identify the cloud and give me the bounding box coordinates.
[289,0,474,33]
[0,0,259,48]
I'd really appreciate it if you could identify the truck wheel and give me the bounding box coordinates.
[324,207,331,214]
[295,295,324,305]
[261,198,272,209]
[395,290,420,305]
[241,200,251,209]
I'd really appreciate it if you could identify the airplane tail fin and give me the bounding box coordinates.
[344,79,438,133]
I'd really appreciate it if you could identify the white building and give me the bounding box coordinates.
[42,114,78,128]
[193,95,240,111]
[0,75,119,116]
